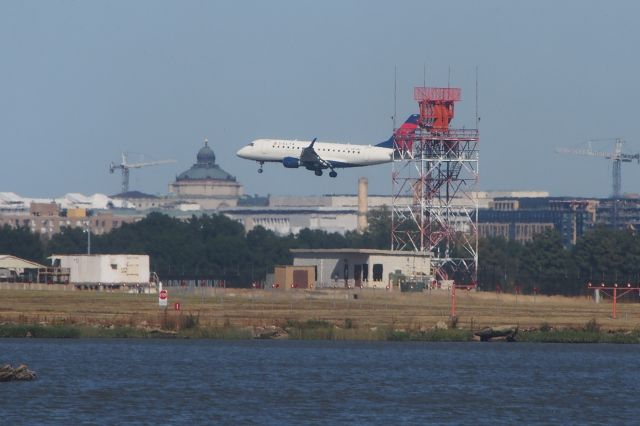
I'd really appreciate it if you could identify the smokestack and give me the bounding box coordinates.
[357,177,368,233]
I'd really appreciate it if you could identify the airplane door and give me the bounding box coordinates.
[354,264,362,288]
[293,270,309,289]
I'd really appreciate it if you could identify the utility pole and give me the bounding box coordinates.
[85,221,91,255]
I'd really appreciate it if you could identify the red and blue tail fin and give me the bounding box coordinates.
[376,114,419,149]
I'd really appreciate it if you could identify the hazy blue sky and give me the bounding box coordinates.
[2,1,639,198]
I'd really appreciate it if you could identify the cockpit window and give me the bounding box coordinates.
[248,142,254,147]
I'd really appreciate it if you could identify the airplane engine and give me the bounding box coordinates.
[282,157,300,168]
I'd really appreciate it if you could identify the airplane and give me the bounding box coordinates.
[236,114,419,177]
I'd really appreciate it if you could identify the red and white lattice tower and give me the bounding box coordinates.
[391,87,479,283]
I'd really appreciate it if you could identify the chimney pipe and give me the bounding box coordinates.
[357,177,368,233]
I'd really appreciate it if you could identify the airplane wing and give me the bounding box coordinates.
[300,139,327,169]
[299,138,337,176]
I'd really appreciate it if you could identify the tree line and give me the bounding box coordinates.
[1,208,638,295]
[479,226,640,296]
[0,208,391,286]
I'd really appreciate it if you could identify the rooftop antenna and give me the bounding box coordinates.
[423,63,427,87]
[393,65,397,130]
[475,66,480,130]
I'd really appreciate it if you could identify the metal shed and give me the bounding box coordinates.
[0,255,45,282]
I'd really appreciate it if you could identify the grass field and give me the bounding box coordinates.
[0,287,638,335]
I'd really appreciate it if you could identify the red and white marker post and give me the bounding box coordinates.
[159,289,168,307]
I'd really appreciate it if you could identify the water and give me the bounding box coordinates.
[1,340,638,425]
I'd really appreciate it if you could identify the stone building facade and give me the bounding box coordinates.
[168,139,243,209]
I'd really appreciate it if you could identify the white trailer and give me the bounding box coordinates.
[49,254,151,290]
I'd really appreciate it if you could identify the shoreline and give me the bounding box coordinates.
[1,322,639,343]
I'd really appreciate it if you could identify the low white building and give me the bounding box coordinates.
[291,248,431,289]
[49,254,150,286]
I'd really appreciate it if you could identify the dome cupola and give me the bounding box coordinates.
[196,138,216,164]
[175,137,236,182]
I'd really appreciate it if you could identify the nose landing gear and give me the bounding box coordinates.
[257,161,264,173]
[329,171,337,178]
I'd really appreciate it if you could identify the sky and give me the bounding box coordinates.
[2,0,640,199]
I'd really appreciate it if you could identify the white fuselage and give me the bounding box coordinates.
[236,139,393,167]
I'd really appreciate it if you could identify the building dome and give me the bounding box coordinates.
[196,139,216,164]
[169,137,243,209]
[175,138,236,182]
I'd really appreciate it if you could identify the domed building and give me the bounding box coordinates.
[168,139,243,209]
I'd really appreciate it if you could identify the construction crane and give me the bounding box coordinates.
[109,153,176,194]
[556,138,640,198]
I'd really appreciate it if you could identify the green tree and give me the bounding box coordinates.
[519,229,574,294]
[344,205,392,249]
[477,236,524,291]
[245,226,294,282]
[572,226,640,284]
[0,225,45,263]
[47,227,88,255]
[295,228,348,249]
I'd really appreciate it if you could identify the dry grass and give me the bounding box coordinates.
[0,287,638,332]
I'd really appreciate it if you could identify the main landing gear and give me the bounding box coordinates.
[315,169,338,178]
[257,161,264,173]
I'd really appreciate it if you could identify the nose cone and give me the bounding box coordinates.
[236,146,250,159]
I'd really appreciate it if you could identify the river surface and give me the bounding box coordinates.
[0,340,638,425]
